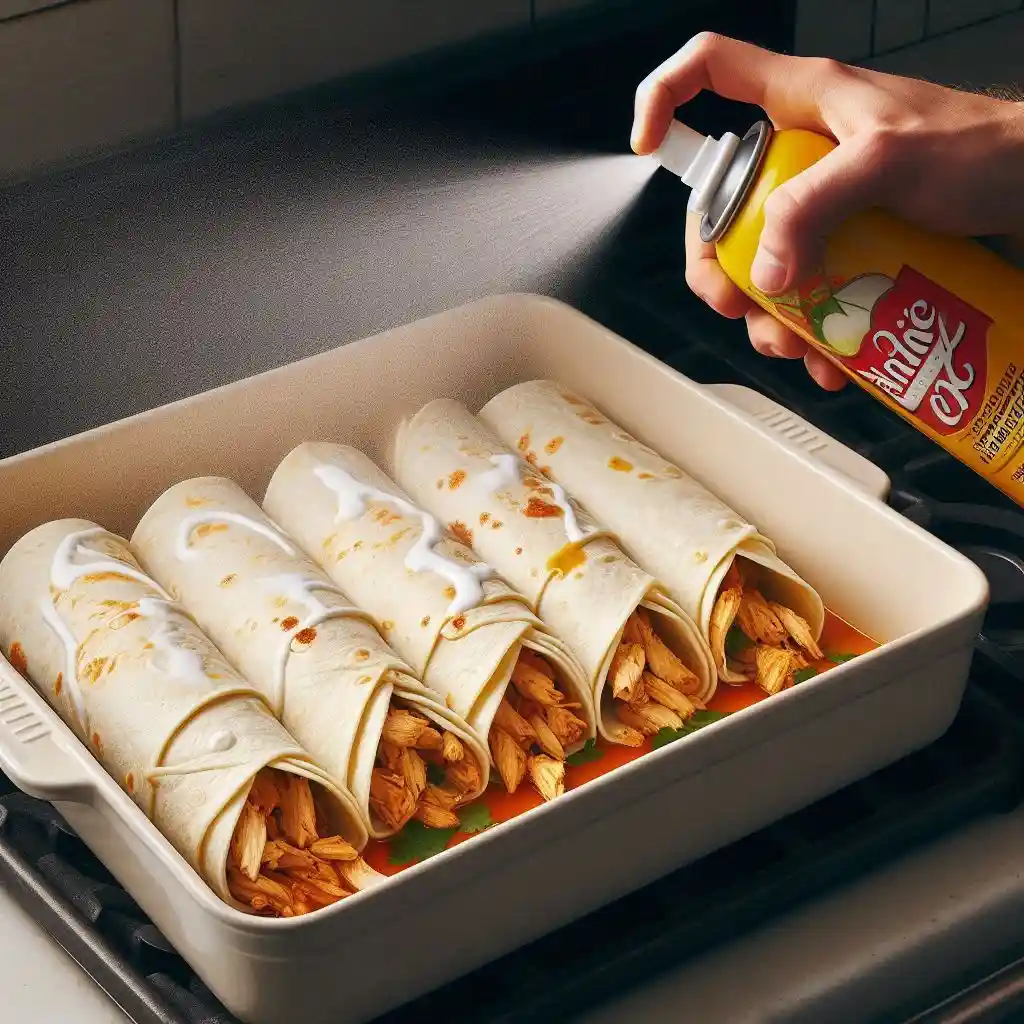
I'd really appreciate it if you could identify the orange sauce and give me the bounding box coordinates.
[364,609,877,875]
[546,541,587,577]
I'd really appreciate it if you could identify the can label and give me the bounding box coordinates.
[767,266,1024,473]
[771,268,988,429]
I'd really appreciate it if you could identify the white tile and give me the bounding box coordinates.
[0,0,175,182]
[868,9,1024,86]
[796,0,874,61]
[179,0,530,121]
[927,0,1020,35]
[872,0,926,53]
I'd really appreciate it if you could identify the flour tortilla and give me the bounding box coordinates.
[132,477,489,838]
[0,519,365,907]
[263,443,596,754]
[391,401,717,742]
[479,380,825,682]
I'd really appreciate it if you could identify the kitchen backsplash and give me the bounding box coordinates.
[796,0,1023,59]
[1,0,1022,185]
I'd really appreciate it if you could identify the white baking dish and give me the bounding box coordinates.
[0,294,987,1024]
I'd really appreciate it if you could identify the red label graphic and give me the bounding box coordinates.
[840,266,990,436]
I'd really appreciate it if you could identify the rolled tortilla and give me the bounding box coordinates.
[0,519,380,917]
[479,380,826,690]
[132,477,489,839]
[391,401,717,747]
[264,442,596,801]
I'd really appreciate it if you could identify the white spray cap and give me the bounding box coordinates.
[652,120,742,214]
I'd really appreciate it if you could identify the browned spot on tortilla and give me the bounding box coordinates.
[143,642,154,651]
[280,616,300,632]
[448,470,467,490]
[449,521,473,546]
[195,523,229,538]
[664,466,684,479]
[547,542,587,577]
[294,627,318,645]
[358,675,372,685]
[420,615,431,628]
[524,451,538,465]
[608,456,633,473]
[491,520,503,529]
[125,772,135,793]
[544,436,564,455]
[515,547,523,555]
[354,648,370,661]
[54,673,63,696]
[82,657,109,683]
[637,472,655,480]
[220,573,237,587]
[443,585,456,600]
[480,512,491,524]
[381,620,395,633]
[436,478,444,489]
[185,496,210,508]
[446,693,456,710]
[8,642,28,675]
[517,433,531,452]
[452,616,466,631]
[83,571,137,585]
[91,732,104,756]
[373,507,402,525]
[523,496,562,519]
[561,392,586,405]
[353,540,364,550]
[579,411,605,425]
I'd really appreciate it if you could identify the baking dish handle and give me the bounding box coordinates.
[0,658,95,803]
[704,383,892,502]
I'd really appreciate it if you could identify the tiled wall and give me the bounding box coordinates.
[2,0,1023,185]
[796,0,1024,60]
[0,0,541,183]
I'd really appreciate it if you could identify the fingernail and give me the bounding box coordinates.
[630,122,642,154]
[750,246,786,294]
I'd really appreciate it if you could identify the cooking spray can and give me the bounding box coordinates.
[653,119,1024,507]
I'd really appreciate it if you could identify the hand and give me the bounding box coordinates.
[630,33,1024,390]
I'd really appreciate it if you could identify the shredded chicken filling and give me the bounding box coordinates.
[606,606,703,747]
[370,702,481,832]
[709,561,822,694]
[488,648,588,803]
[227,767,380,918]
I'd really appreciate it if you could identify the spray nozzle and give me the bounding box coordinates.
[652,120,742,215]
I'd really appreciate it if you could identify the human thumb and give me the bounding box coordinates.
[750,138,885,295]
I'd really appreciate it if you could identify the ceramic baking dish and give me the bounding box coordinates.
[0,294,987,1024]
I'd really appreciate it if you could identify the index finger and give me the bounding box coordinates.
[630,33,829,154]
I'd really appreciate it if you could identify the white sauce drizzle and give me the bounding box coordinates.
[477,454,589,544]
[544,480,588,544]
[474,453,520,495]
[314,463,491,617]
[41,529,214,743]
[175,512,295,561]
[133,597,211,690]
[51,527,171,597]
[258,573,362,712]
[39,598,88,734]
[208,729,236,753]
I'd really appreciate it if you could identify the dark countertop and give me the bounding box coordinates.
[0,0,790,459]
